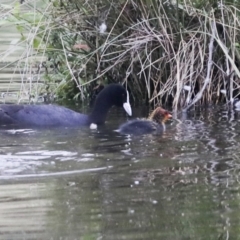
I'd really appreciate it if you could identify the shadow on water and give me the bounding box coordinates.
[0,106,240,239]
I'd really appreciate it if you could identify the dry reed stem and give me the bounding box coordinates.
[183,19,216,111]
[2,0,240,107]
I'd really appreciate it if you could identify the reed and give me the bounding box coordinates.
[1,0,240,109]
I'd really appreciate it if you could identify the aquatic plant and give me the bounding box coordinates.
[1,0,240,110]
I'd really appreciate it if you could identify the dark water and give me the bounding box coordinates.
[0,106,240,240]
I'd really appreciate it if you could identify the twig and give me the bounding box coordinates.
[183,20,216,111]
[59,34,83,99]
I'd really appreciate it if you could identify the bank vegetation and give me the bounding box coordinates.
[1,0,240,110]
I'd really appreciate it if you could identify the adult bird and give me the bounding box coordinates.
[0,84,132,128]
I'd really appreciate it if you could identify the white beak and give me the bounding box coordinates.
[123,90,132,116]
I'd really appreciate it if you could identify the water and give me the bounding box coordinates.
[0,0,46,103]
[0,106,239,239]
[1,2,240,240]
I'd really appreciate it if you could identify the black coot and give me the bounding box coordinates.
[118,107,172,135]
[0,84,132,128]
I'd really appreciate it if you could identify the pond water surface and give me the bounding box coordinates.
[1,1,240,239]
[0,106,239,239]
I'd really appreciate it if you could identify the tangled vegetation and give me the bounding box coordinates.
[2,0,240,110]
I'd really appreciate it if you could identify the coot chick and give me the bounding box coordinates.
[0,84,132,128]
[118,107,172,135]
